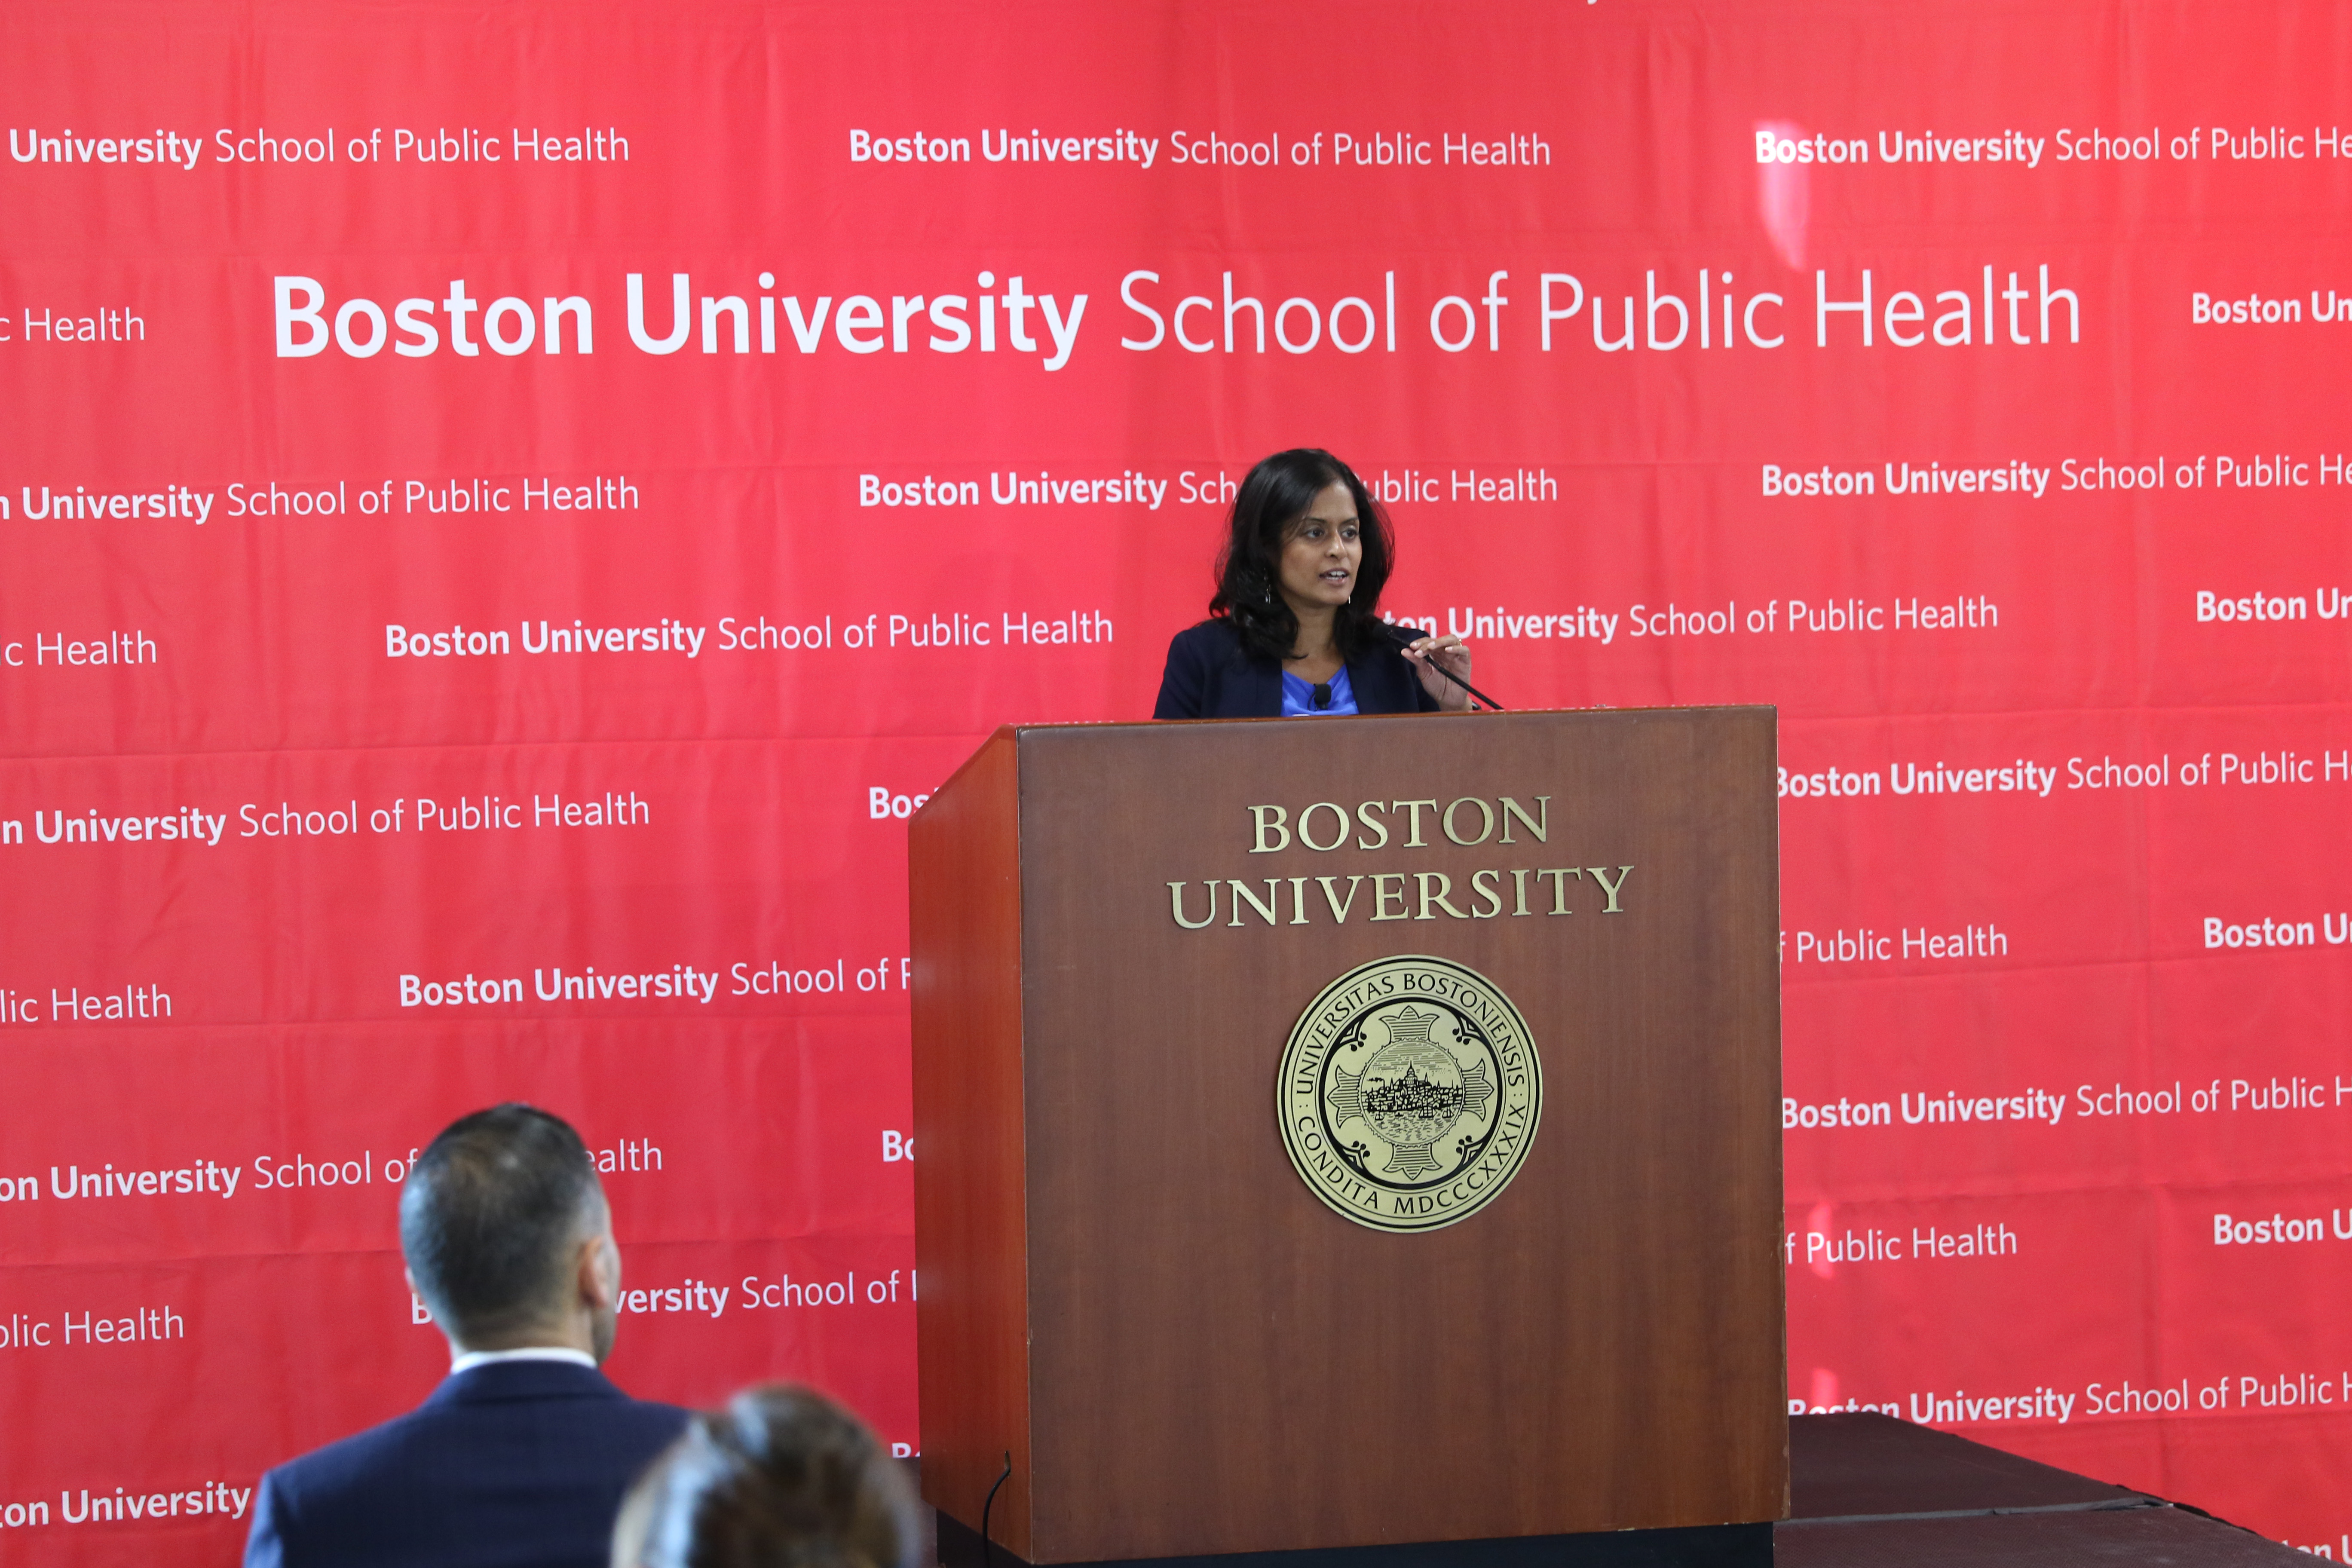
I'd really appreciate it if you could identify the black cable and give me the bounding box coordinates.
[979,1450,1011,1568]
[1384,624,1508,710]
[1429,662,1508,711]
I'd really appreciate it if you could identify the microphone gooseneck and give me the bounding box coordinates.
[1382,622,1506,710]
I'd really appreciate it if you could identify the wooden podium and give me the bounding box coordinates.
[909,709,1785,1566]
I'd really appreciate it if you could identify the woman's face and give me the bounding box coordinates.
[1275,482,1363,615]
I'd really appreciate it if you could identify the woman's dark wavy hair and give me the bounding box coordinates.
[613,1384,920,1568]
[1209,448,1396,663]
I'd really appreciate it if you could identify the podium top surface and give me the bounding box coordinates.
[927,703,1778,801]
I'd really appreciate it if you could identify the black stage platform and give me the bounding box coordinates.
[1779,1412,2300,1565]
[934,1413,2306,1567]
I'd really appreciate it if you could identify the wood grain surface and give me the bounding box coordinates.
[915,708,1785,1562]
[910,729,1035,1553]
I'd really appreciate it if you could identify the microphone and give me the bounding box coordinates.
[1311,681,1332,710]
[1384,623,1506,710]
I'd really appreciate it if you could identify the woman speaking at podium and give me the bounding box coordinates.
[1152,448,1473,718]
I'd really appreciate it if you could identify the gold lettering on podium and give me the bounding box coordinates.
[1176,799,1624,930]
[1247,796,1550,851]
[1166,863,1631,929]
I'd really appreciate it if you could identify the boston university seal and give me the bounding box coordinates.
[1277,955,1542,1233]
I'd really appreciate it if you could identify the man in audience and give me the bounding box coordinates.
[245,1103,689,1568]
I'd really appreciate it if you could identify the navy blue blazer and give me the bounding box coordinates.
[243,1360,689,1568]
[1153,619,1442,719]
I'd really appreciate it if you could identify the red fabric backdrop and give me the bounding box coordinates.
[5,0,2352,1558]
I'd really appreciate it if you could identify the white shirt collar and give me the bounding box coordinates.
[449,1346,598,1375]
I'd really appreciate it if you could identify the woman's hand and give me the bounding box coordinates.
[1401,633,1473,710]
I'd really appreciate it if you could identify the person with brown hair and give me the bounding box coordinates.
[1153,447,1473,718]
[612,1384,921,1568]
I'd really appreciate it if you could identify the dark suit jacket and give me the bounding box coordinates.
[1152,619,1442,719]
[243,1359,689,1568]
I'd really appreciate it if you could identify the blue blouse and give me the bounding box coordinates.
[1280,666,1359,717]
